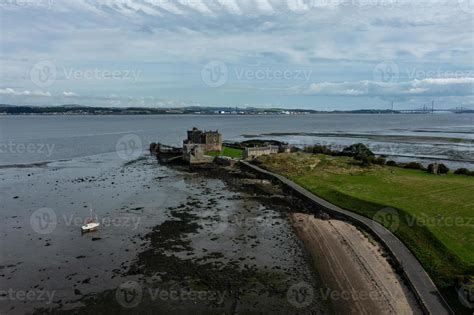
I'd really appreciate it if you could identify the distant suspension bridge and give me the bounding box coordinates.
[390,101,472,114]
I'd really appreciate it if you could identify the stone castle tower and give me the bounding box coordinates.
[184,127,222,152]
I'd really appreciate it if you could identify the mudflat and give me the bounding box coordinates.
[0,154,424,313]
[0,155,323,314]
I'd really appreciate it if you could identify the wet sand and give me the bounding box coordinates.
[0,153,175,313]
[0,154,325,314]
[290,213,422,314]
[206,165,422,314]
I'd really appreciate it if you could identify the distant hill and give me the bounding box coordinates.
[0,105,319,115]
[3,104,470,115]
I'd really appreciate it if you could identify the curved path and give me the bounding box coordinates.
[240,161,452,315]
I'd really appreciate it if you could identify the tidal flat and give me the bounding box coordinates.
[1,151,423,313]
[0,154,324,314]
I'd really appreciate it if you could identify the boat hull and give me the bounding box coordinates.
[81,223,100,233]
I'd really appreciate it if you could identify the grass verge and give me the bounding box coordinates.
[257,152,474,313]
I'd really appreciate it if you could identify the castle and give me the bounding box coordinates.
[182,127,222,164]
[183,127,222,152]
[151,127,289,165]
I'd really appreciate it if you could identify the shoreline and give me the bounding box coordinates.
[179,163,423,313]
[0,155,439,313]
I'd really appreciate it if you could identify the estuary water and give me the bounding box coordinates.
[0,113,473,169]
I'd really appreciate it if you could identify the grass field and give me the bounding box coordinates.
[206,146,243,158]
[257,152,474,309]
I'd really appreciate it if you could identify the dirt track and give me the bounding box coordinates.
[290,213,422,314]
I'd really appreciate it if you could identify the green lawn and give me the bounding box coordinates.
[206,146,243,158]
[257,152,474,309]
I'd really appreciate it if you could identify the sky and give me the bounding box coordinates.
[0,0,473,110]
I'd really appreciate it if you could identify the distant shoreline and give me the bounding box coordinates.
[1,105,473,115]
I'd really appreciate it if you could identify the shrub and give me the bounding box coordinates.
[427,163,437,174]
[438,163,449,174]
[304,144,333,155]
[454,168,474,176]
[373,157,386,165]
[427,163,450,174]
[342,143,374,158]
[386,160,398,167]
[359,154,371,167]
[404,162,426,170]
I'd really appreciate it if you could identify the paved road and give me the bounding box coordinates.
[241,161,453,315]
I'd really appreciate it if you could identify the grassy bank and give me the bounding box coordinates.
[257,152,474,311]
[206,146,243,158]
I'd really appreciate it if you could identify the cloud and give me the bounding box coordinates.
[0,88,80,98]
[177,0,213,15]
[255,0,275,14]
[216,0,242,15]
[62,91,78,97]
[0,88,51,97]
[301,77,474,97]
[0,0,473,108]
[0,87,202,107]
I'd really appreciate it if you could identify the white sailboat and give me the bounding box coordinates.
[81,207,100,233]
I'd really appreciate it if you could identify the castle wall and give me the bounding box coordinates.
[182,144,214,164]
[243,145,279,159]
[202,133,222,151]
